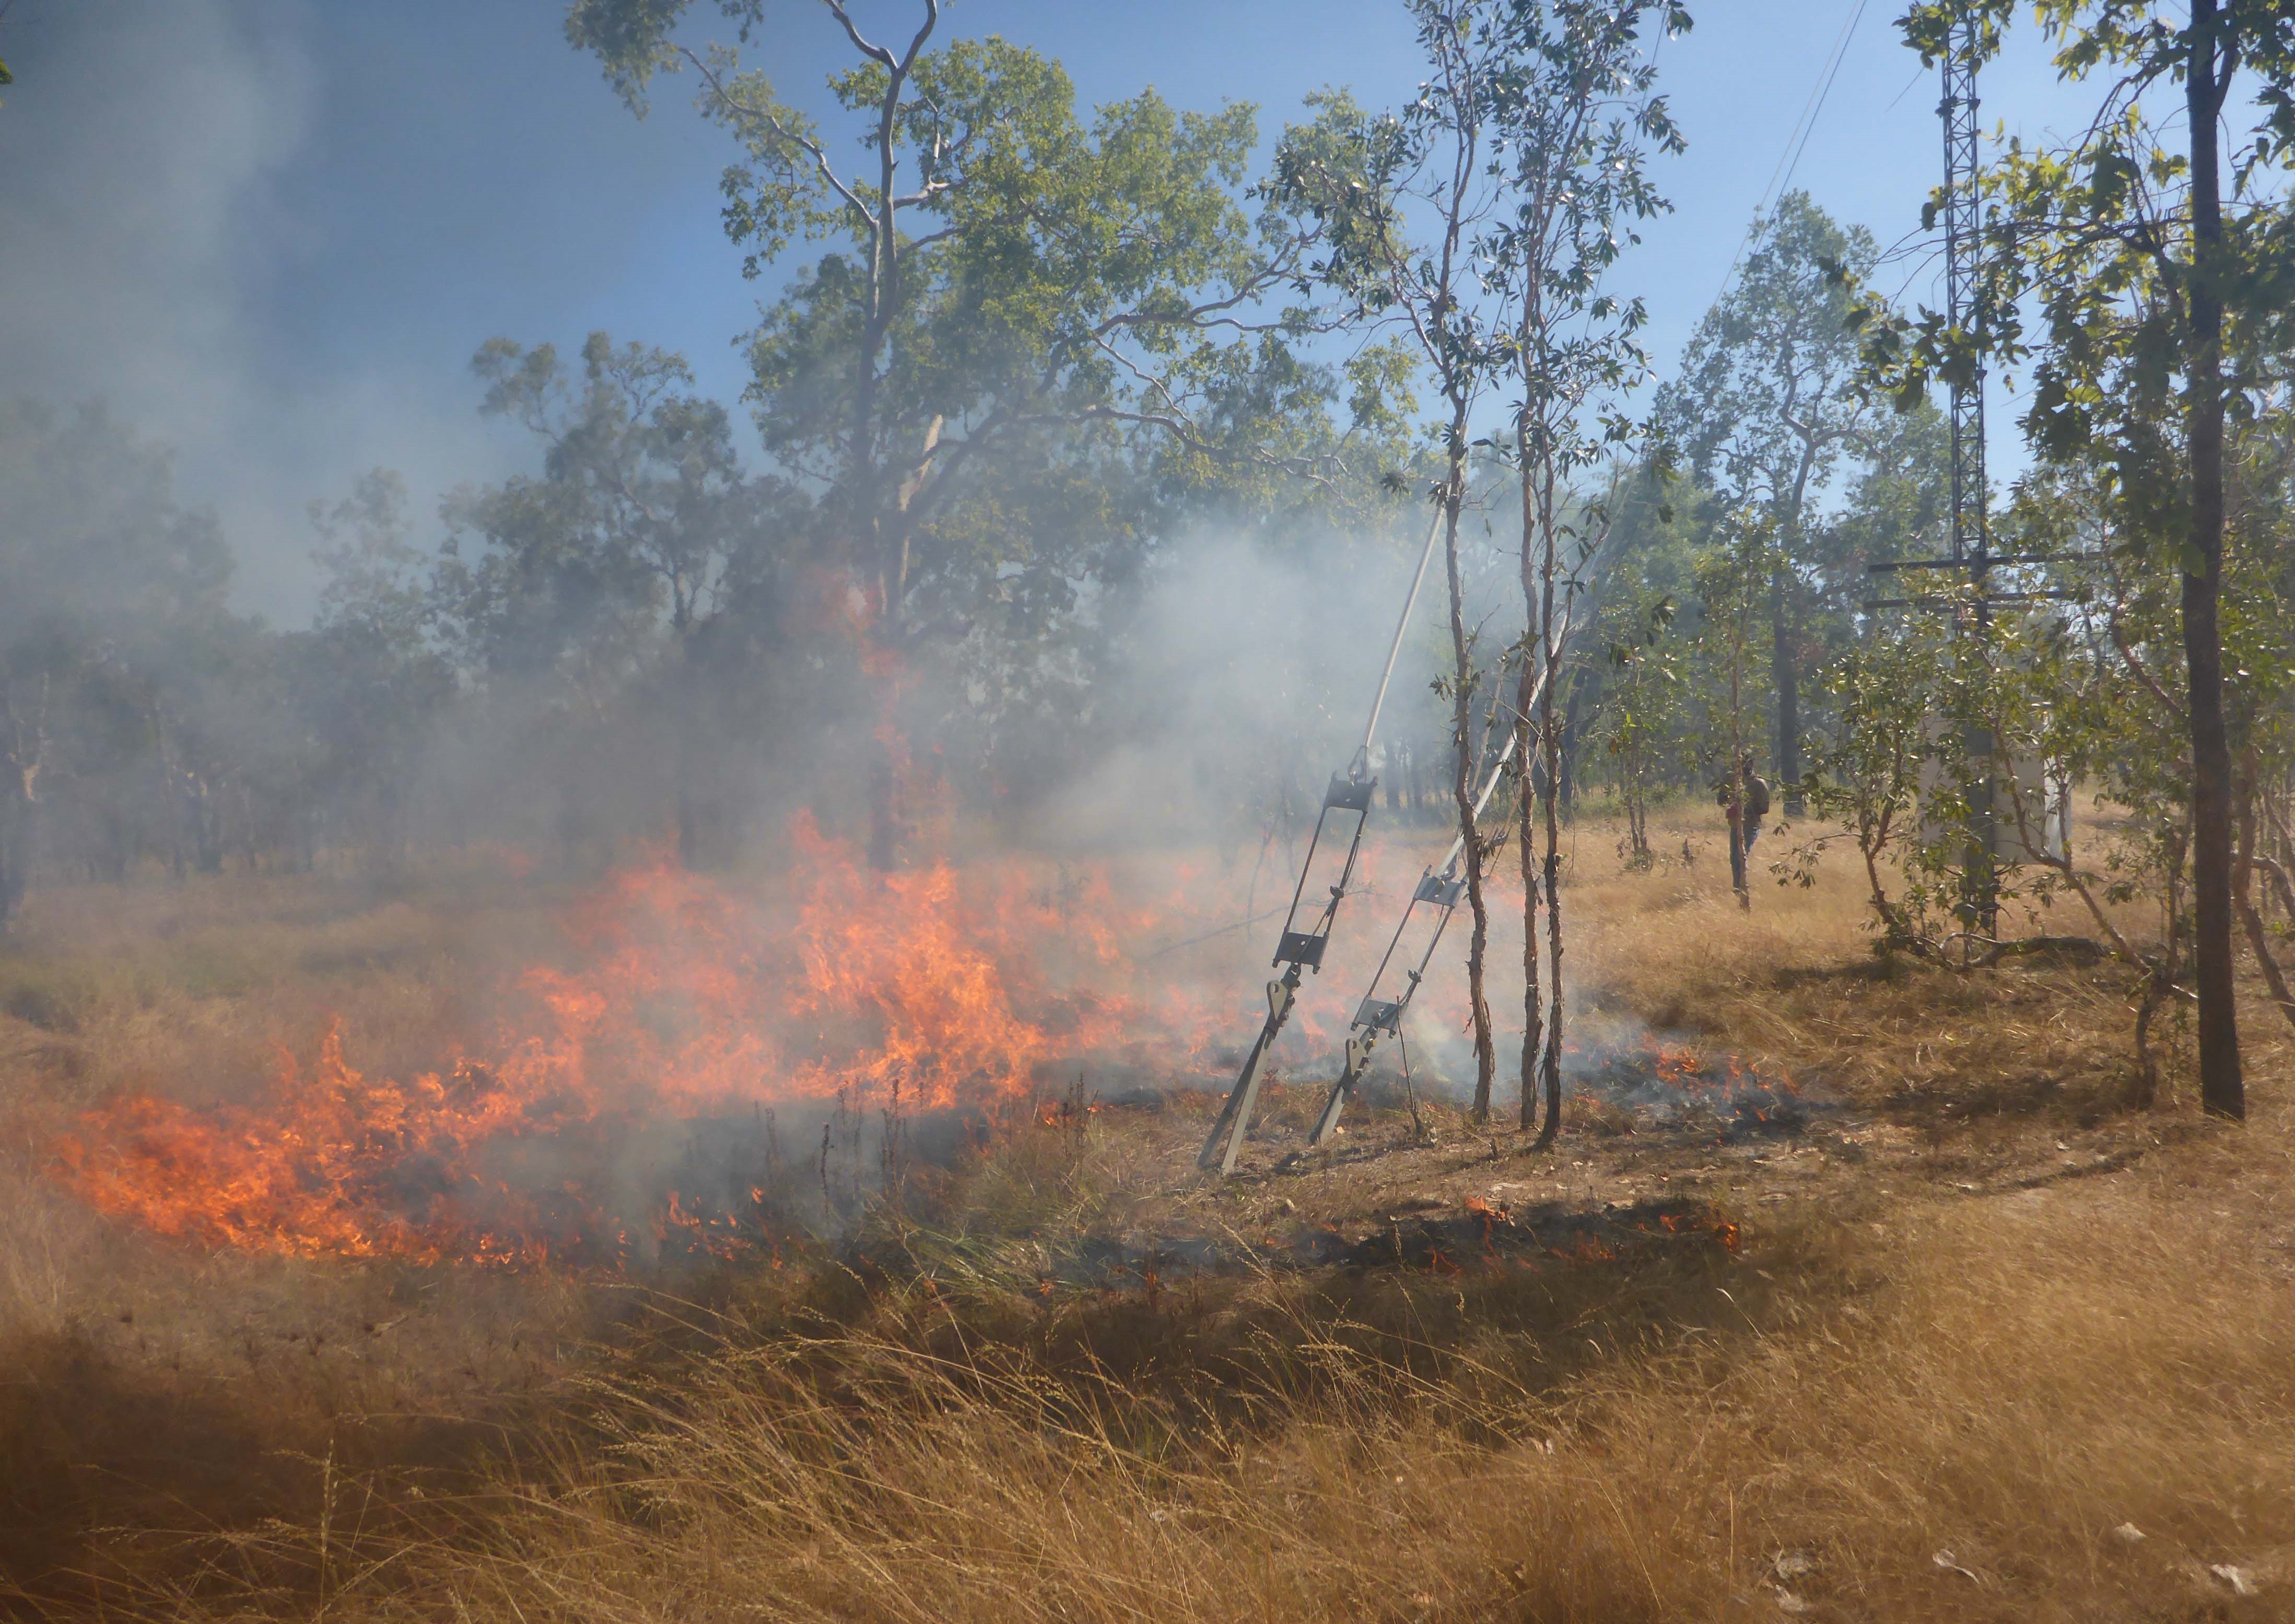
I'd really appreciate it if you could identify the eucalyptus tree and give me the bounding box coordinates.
[1861,1,2295,1119]
[2224,408,2295,1033]
[434,333,777,867]
[1659,192,1875,814]
[1694,508,1770,907]
[1824,399,1952,579]
[2010,427,2295,1052]
[1594,583,1681,864]
[567,1,1340,865]
[0,401,232,921]
[298,472,459,865]
[1488,0,1687,1140]
[1272,8,1518,1121]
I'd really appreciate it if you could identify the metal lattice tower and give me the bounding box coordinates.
[1941,12,1997,928]
[1868,11,2100,935]
[1941,18,1988,578]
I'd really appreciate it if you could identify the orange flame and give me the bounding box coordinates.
[51,818,1209,1268]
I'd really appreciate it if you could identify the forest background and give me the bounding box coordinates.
[3,0,2293,1106]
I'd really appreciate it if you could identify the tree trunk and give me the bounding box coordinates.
[192,779,224,875]
[1,671,48,927]
[1557,675,1584,821]
[1535,632,1566,1149]
[866,740,901,872]
[2235,761,2295,1032]
[1524,452,1566,1149]
[1516,628,1541,1132]
[1772,562,1800,816]
[147,694,188,883]
[1728,644,1750,909]
[1446,457,1497,1123]
[0,769,27,928]
[674,625,715,870]
[2185,0,2244,1119]
[1518,435,1544,1136]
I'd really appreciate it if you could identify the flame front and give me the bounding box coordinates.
[51,817,1188,1268]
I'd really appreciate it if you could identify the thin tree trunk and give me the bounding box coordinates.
[2135,821,2191,1109]
[1777,439,1816,818]
[845,28,932,871]
[237,780,259,874]
[1516,651,1541,1132]
[1445,453,1496,1122]
[674,622,710,869]
[2263,795,2295,920]
[1861,825,1910,945]
[0,801,27,927]
[1,673,48,926]
[148,694,186,883]
[1772,563,1799,815]
[1535,508,1566,1149]
[2257,849,2295,926]
[1517,439,1543,1133]
[2185,0,2244,1118]
[2132,968,2167,1108]
[1557,675,1584,820]
[1728,645,1750,908]
[0,779,27,929]
[1514,290,1552,1138]
[2236,763,2295,1032]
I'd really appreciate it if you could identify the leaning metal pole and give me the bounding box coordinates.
[1305,597,1576,1147]
[1197,501,1448,1176]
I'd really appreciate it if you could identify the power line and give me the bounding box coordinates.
[1781,0,1870,199]
[1707,0,1870,312]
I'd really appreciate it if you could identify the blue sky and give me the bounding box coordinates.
[0,1,2103,622]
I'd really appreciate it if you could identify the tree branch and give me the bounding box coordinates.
[685,45,877,234]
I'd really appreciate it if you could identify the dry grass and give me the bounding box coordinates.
[1568,808,2183,1127]
[2,813,2293,1621]
[299,1169,2295,1624]
[0,863,608,1613]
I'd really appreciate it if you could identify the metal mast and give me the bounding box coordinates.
[1868,9,2098,936]
[1941,14,1988,583]
[1942,11,1999,930]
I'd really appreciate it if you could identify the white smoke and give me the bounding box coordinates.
[0,0,523,622]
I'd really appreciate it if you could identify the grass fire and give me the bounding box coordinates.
[7,3,2295,1621]
[46,827,1224,1271]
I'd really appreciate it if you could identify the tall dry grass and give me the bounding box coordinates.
[195,1153,2295,1623]
[2,816,2291,1620]
[1567,807,2183,1127]
[0,864,611,1613]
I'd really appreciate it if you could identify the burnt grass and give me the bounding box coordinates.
[872,1190,1741,1291]
[646,1011,2135,1307]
